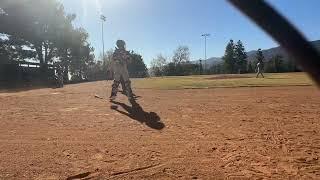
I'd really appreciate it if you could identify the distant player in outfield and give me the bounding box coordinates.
[256,62,264,78]
[109,40,134,103]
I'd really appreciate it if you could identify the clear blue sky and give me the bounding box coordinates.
[61,0,320,66]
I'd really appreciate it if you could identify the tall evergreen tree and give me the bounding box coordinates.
[247,62,254,73]
[223,40,236,73]
[274,55,285,73]
[234,40,247,74]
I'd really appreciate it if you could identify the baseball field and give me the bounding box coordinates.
[0,72,319,179]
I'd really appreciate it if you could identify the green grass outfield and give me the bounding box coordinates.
[132,72,314,90]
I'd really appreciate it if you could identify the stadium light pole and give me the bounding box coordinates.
[201,33,210,73]
[100,15,106,61]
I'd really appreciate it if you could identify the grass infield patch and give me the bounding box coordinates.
[132,72,314,90]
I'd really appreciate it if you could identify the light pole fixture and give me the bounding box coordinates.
[100,15,106,61]
[201,33,210,73]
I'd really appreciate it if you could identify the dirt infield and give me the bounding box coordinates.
[0,81,319,179]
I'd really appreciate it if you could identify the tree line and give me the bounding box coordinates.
[0,0,149,85]
[150,46,200,76]
[211,40,299,74]
[150,40,299,77]
[0,0,97,83]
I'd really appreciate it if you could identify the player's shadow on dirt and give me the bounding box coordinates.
[110,100,165,130]
[119,90,141,100]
